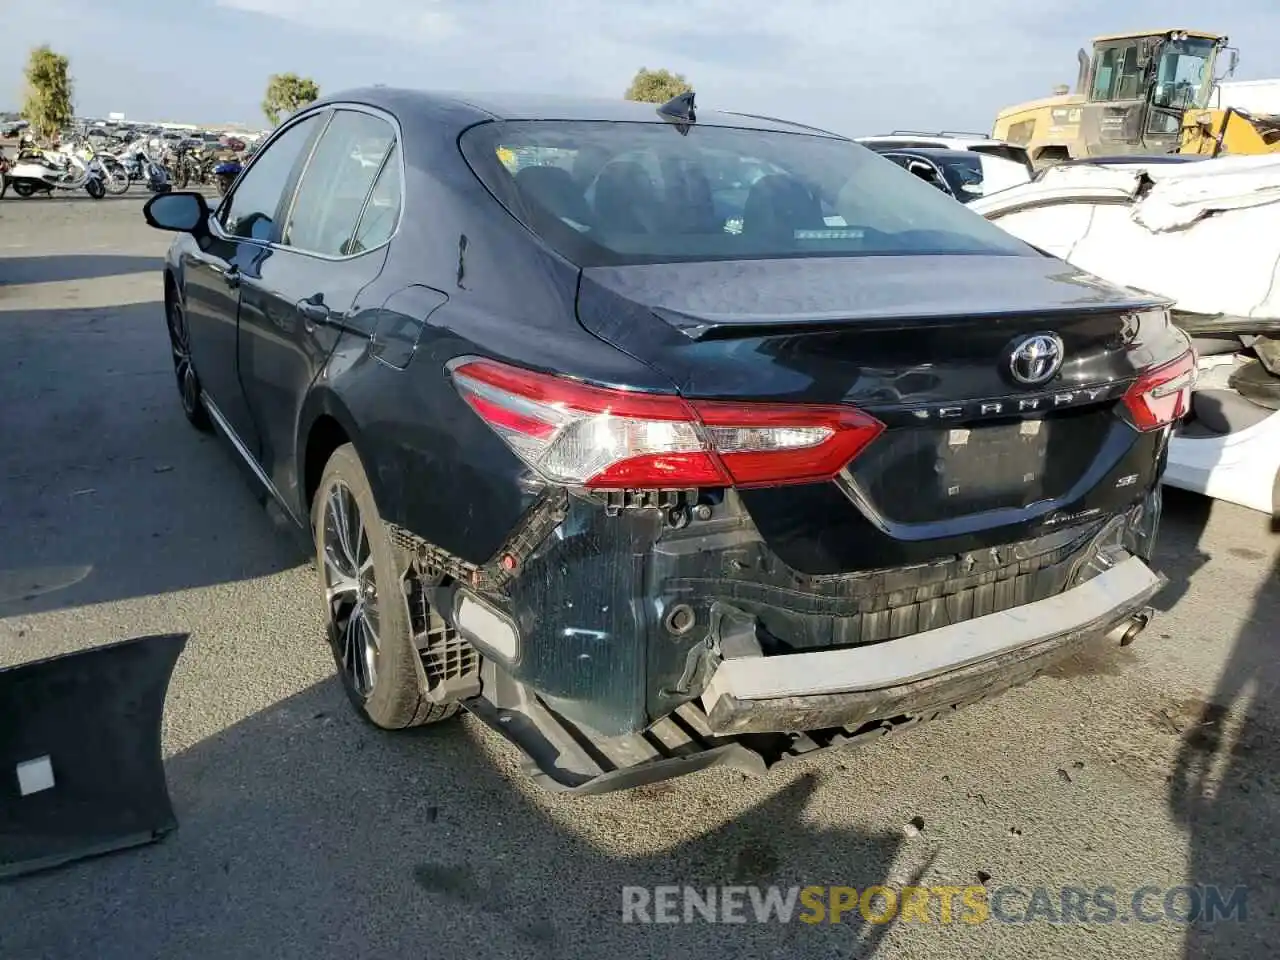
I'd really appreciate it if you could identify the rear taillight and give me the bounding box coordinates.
[449,358,885,489]
[1121,350,1196,432]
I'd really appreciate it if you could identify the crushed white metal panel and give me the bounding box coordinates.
[970,156,1280,320]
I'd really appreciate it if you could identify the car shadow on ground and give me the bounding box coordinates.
[1167,522,1280,958]
[0,682,915,960]
[1149,488,1216,615]
[0,254,163,285]
[0,300,301,618]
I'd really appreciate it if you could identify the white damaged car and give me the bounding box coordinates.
[971,155,1280,518]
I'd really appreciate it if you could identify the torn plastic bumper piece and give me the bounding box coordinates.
[463,558,1164,794]
[0,633,187,879]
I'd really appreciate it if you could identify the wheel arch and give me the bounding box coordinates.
[298,386,384,521]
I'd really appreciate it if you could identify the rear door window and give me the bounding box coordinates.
[346,144,402,254]
[282,109,396,257]
[220,113,323,242]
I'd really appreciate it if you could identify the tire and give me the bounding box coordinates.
[175,164,189,190]
[165,290,211,431]
[313,443,458,729]
[11,181,34,198]
[85,178,105,199]
[103,163,129,195]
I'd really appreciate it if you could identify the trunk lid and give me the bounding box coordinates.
[575,253,1182,568]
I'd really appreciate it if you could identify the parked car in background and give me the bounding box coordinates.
[875,146,1030,202]
[142,89,1185,793]
[857,130,1035,175]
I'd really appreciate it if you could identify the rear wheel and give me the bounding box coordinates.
[313,443,458,729]
[11,181,35,198]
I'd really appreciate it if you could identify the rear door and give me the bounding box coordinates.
[236,106,401,517]
[183,111,326,456]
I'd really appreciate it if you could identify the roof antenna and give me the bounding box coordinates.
[656,90,696,135]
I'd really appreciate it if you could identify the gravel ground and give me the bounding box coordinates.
[0,195,1277,960]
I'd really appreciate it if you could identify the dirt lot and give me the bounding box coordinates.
[0,194,1277,960]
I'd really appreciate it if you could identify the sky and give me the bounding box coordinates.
[4,0,1280,137]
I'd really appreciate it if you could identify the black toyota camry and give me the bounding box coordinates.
[143,88,1191,792]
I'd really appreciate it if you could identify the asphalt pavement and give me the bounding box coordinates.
[0,194,1277,960]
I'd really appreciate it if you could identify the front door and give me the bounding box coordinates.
[187,111,327,456]
[236,107,402,518]
[1082,38,1148,155]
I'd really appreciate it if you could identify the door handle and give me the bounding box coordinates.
[223,265,240,290]
[297,295,329,326]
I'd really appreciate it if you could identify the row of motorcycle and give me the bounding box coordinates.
[0,134,245,201]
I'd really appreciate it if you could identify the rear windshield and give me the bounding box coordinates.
[459,120,1035,267]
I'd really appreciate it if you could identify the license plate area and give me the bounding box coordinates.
[847,408,1113,524]
[940,420,1048,502]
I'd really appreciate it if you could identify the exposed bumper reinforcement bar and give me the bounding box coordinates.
[701,556,1165,735]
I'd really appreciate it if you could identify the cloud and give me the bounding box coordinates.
[203,0,1280,134]
[215,0,459,41]
[8,0,1280,134]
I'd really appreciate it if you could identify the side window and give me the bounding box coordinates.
[1092,42,1143,101]
[282,110,396,256]
[346,145,402,255]
[221,114,323,242]
[1091,46,1118,100]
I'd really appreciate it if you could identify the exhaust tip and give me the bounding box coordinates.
[1110,609,1153,647]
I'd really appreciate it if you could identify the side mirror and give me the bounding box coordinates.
[1228,49,1240,77]
[143,191,209,234]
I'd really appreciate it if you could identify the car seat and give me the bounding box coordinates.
[514,165,591,226]
[741,174,827,242]
[592,161,659,234]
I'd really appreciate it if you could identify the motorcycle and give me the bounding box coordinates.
[116,142,171,193]
[5,140,125,199]
[213,158,242,196]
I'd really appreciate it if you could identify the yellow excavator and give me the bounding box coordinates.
[992,29,1280,167]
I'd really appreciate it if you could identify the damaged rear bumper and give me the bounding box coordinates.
[699,555,1165,735]
[456,552,1164,794]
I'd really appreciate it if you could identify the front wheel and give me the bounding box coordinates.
[165,292,211,431]
[11,181,35,198]
[313,444,458,729]
[85,178,105,199]
[103,162,129,195]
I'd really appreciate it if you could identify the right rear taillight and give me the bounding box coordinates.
[449,358,884,489]
[1121,350,1196,432]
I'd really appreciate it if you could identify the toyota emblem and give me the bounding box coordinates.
[1008,333,1065,386]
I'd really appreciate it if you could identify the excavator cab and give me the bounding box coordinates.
[993,29,1228,168]
[1079,30,1225,155]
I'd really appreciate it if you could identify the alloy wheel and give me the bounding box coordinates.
[322,482,380,698]
[166,297,199,417]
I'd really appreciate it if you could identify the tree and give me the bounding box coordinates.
[21,45,74,142]
[624,67,692,104]
[262,73,320,126]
